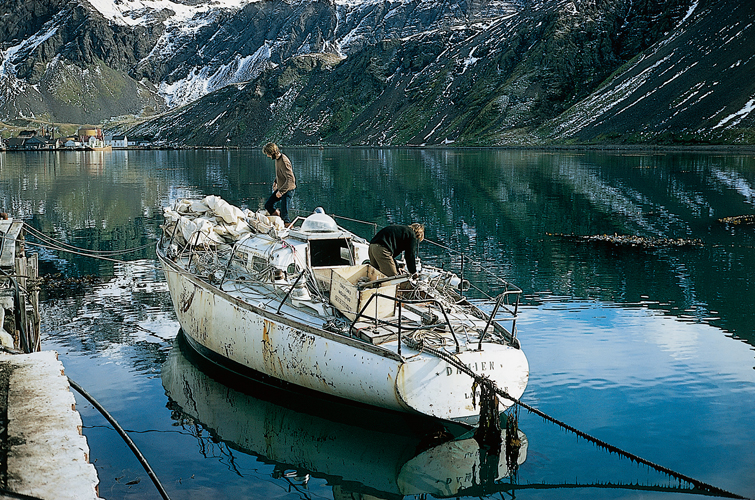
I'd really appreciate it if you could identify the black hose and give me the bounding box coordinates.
[68,378,172,500]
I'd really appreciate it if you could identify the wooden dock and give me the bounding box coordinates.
[1,218,100,499]
[0,218,40,352]
[1,350,100,499]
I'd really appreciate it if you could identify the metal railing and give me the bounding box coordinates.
[347,284,521,355]
[348,291,458,353]
[478,285,521,350]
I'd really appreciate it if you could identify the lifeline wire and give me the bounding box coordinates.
[401,337,747,500]
[15,224,159,270]
[68,378,172,500]
[22,224,153,256]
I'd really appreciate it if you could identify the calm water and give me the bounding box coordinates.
[1,148,753,499]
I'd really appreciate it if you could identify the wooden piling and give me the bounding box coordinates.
[1,219,41,353]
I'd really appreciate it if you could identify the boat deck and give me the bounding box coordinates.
[219,271,509,353]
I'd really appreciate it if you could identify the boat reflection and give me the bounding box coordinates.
[161,332,527,498]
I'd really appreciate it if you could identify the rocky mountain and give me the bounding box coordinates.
[1,0,753,146]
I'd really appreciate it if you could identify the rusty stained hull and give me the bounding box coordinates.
[398,346,529,423]
[160,255,529,422]
[162,258,410,413]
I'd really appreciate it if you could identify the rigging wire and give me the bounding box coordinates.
[21,224,153,256]
[14,223,159,270]
[421,237,503,300]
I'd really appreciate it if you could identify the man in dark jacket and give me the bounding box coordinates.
[368,223,425,277]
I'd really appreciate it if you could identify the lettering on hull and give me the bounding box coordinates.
[445,361,495,376]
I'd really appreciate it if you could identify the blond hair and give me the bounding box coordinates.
[262,142,280,157]
[410,223,425,242]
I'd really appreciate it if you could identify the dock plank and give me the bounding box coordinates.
[3,350,100,500]
[0,221,22,269]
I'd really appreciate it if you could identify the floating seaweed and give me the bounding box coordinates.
[549,233,704,249]
[39,273,102,298]
[717,215,755,225]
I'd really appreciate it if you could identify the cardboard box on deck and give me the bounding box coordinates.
[329,265,397,321]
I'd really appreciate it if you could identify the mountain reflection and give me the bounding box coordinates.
[3,148,754,343]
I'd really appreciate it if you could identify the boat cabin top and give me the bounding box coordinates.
[232,209,370,275]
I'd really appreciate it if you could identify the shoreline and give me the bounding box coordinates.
[2,144,755,153]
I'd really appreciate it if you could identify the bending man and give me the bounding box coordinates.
[368,223,425,277]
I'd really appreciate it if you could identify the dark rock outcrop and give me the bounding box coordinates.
[1,0,753,145]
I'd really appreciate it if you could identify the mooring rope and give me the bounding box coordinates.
[22,224,154,256]
[401,337,747,500]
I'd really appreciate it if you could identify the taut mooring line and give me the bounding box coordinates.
[402,337,748,500]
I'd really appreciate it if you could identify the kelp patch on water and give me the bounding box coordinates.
[717,215,755,225]
[549,233,704,249]
[39,273,102,299]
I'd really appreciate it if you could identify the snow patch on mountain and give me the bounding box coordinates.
[679,0,699,26]
[714,98,755,129]
[0,18,60,79]
[86,0,255,26]
[160,43,276,107]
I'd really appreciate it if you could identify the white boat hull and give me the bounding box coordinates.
[160,255,529,423]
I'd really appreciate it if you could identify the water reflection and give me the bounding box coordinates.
[161,333,527,498]
[5,150,755,344]
[38,259,177,364]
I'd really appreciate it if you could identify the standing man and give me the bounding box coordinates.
[369,223,425,277]
[263,142,296,225]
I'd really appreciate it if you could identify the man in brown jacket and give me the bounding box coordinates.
[263,142,296,224]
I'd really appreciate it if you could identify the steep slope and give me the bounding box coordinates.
[543,0,755,144]
[0,0,167,123]
[127,0,716,146]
